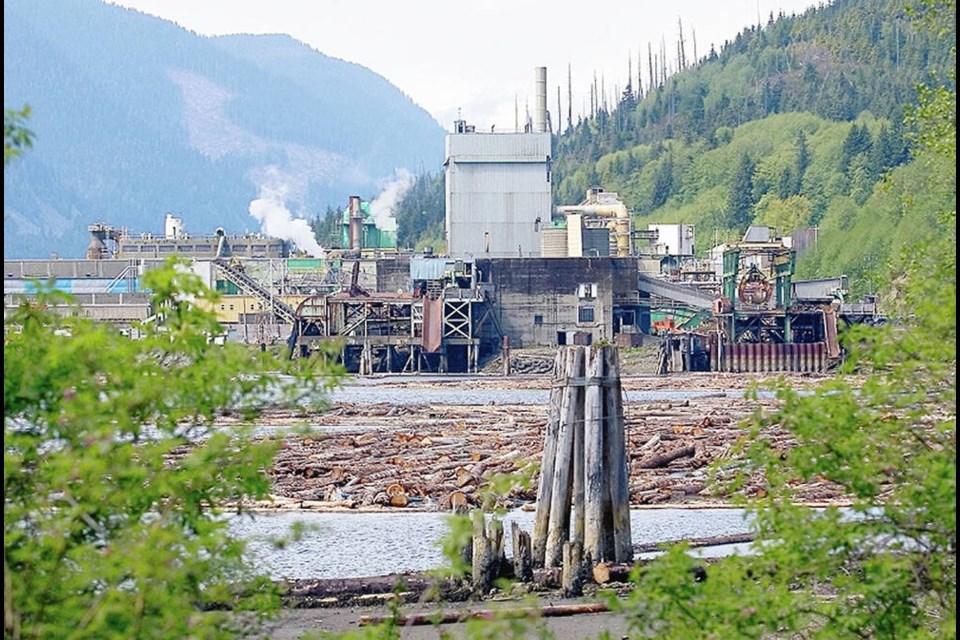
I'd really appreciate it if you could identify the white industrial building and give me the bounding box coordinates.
[649,223,696,256]
[444,68,552,258]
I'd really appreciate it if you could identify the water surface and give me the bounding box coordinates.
[230,508,752,580]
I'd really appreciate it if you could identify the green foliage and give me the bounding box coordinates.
[311,205,345,249]
[3,105,33,166]
[727,153,757,229]
[622,229,956,639]
[393,172,445,250]
[527,0,956,291]
[4,259,341,639]
[619,3,955,635]
[753,193,813,233]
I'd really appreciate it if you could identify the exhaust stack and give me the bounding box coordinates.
[534,66,547,133]
[348,196,363,251]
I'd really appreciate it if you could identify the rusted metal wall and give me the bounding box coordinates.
[707,334,827,372]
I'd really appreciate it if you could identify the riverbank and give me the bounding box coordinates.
[259,593,632,639]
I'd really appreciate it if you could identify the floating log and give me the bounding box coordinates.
[637,433,661,452]
[635,444,696,469]
[449,490,469,512]
[633,532,756,553]
[388,493,408,508]
[455,464,485,488]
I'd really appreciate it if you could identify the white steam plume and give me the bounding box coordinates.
[369,168,415,232]
[248,183,325,258]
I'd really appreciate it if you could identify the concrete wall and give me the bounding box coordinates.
[477,257,638,347]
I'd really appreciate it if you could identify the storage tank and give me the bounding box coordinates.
[540,226,568,257]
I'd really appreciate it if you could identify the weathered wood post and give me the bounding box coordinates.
[583,344,608,562]
[605,348,634,563]
[471,510,504,595]
[544,347,585,568]
[511,522,533,582]
[561,540,584,597]
[502,336,511,376]
[532,344,633,571]
[532,350,565,566]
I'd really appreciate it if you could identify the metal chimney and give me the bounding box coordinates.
[534,66,547,133]
[348,196,363,251]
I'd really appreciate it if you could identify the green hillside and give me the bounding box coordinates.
[393,0,955,298]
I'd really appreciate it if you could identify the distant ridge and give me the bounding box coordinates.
[3,0,445,259]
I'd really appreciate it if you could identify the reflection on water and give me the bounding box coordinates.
[230,508,752,580]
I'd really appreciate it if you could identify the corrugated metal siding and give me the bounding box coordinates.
[446,132,551,159]
[447,162,550,258]
[5,259,132,279]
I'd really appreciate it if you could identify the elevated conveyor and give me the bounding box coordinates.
[637,273,716,311]
[212,259,296,324]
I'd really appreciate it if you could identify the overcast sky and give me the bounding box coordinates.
[110,0,820,132]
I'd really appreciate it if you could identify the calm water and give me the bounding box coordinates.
[230,508,752,580]
[329,385,766,405]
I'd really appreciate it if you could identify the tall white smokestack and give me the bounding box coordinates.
[534,66,547,133]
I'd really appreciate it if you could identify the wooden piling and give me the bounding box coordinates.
[534,345,632,573]
[532,350,565,566]
[544,347,584,568]
[561,540,584,597]
[571,377,585,546]
[604,348,633,563]
[471,511,504,595]
[583,345,606,563]
[511,521,533,582]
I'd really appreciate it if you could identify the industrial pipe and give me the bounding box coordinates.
[214,227,226,259]
[556,203,632,257]
[348,196,363,252]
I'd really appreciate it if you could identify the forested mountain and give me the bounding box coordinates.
[3,0,444,259]
[392,0,954,295]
